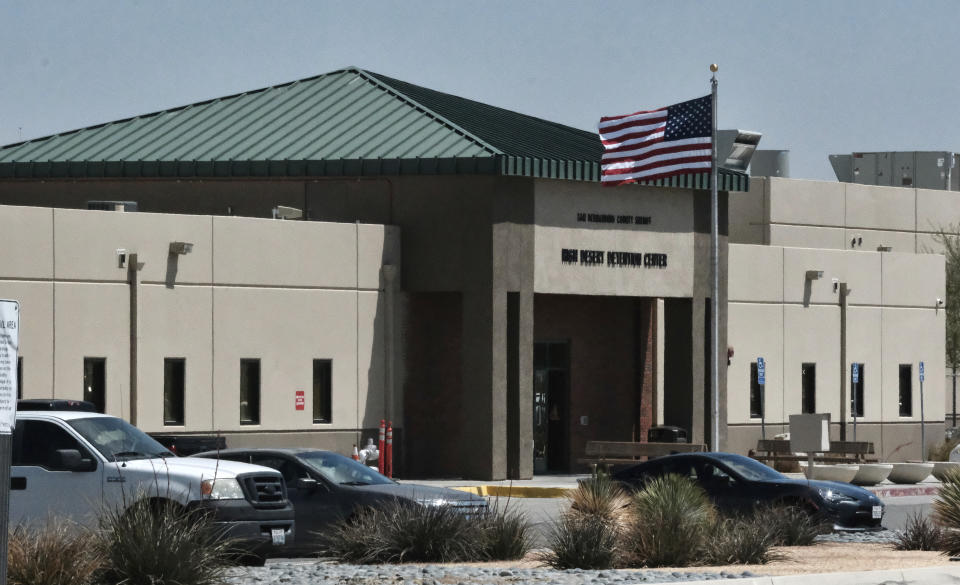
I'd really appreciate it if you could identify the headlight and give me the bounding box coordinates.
[201,478,245,500]
[818,488,855,504]
[415,498,448,507]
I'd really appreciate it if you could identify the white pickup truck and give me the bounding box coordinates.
[10,401,295,562]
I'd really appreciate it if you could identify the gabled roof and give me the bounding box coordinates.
[0,67,748,190]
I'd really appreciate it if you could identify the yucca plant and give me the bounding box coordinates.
[934,467,960,555]
[928,437,960,462]
[96,498,235,585]
[8,519,103,585]
[321,499,482,563]
[893,511,943,551]
[704,513,784,565]
[538,513,618,570]
[753,503,825,546]
[567,471,632,534]
[621,474,716,567]
[478,501,533,560]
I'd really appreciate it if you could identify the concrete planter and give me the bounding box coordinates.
[799,462,859,483]
[851,463,893,486]
[933,461,960,482]
[886,462,934,484]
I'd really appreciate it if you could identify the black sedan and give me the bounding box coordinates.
[612,452,884,530]
[192,448,488,552]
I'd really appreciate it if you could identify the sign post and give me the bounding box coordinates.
[920,361,925,461]
[852,363,859,441]
[757,357,766,440]
[0,300,19,585]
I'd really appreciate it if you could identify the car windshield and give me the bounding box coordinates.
[298,451,394,486]
[68,417,172,462]
[714,453,785,481]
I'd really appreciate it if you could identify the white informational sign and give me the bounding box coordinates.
[789,413,831,453]
[0,300,18,433]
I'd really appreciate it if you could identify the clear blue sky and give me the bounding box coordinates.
[2,0,957,181]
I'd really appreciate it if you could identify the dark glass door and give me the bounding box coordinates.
[533,342,569,473]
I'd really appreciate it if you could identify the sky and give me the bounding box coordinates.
[2,0,958,181]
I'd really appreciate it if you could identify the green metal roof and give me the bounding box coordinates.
[0,67,748,190]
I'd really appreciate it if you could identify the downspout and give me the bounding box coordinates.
[128,253,140,425]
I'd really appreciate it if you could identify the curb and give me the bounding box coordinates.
[448,486,572,498]
[447,482,940,500]
[869,484,939,498]
[678,565,960,585]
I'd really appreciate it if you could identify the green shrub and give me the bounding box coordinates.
[704,514,784,565]
[538,513,618,570]
[8,519,103,585]
[567,471,631,533]
[621,474,715,568]
[478,502,532,560]
[928,437,960,462]
[321,499,482,563]
[754,503,825,546]
[96,498,234,585]
[893,512,944,551]
[934,468,960,556]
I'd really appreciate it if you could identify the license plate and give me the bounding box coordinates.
[271,528,285,545]
[872,505,883,519]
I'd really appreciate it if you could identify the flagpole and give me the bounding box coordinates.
[710,64,720,452]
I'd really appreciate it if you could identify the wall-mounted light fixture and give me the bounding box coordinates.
[805,270,824,280]
[117,248,127,268]
[169,241,194,255]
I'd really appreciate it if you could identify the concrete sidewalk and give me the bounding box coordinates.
[681,565,960,585]
[398,473,943,499]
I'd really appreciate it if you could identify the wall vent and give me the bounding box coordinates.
[87,200,138,212]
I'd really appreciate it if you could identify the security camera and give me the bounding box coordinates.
[938,298,944,306]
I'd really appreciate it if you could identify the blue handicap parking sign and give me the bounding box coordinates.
[919,361,924,382]
[757,357,765,385]
[852,363,859,384]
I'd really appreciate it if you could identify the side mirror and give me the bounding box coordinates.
[296,477,319,491]
[54,449,96,472]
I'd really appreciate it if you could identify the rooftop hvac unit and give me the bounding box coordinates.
[829,151,957,190]
[749,150,790,178]
[87,200,138,212]
[717,130,762,172]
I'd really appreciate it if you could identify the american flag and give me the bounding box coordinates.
[598,95,712,186]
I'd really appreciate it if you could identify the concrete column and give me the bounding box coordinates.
[460,287,507,480]
[656,298,665,426]
[691,295,707,446]
[382,265,397,423]
[507,289,534,479]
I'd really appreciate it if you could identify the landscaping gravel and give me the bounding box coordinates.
[223,531,899,584]
[815,528,898,544]
[225,562,761,585]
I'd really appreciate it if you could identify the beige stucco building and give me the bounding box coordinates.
[727,177,947,460]
[0,68,947,477]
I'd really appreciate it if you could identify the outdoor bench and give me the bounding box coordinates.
[752,439,878,466]
[578,440,708,471]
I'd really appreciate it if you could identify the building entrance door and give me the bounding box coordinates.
[533,342,569,473]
